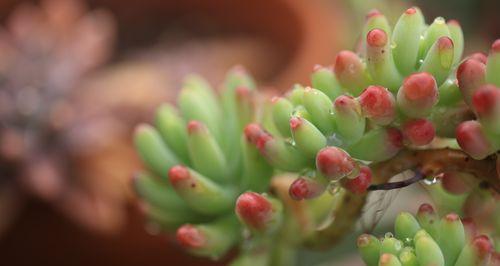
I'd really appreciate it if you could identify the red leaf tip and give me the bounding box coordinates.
[405,7,417,15]
[357,234,372,247]
[334,50,360,73]
[236,86,251,98]
[316,146,356,180]
[235,192,273,230]
[187,120,205,134]
[342,166,372,194]
[244,123,263,143]
[444,213,460,222]
[359,85,395,119]
[334,95,357,111]
[447,19,460,26]
[289,116,302,130]
[402,72,438,102]
[402,119,435,146]
[418,203,435,215]
[472,235,493,257]
[472,84,500,116]
[438,36,454,51]
[379,254,393,264]
[177,225,206,249]
[468,52,488,64]
[366,9,382,19]
[492,39,500,53]
[367,29,388,47]
[456,120,491,159]
[168,165,191,186]
[289,177,324,200]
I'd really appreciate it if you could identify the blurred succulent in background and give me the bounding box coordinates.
[0,0,146,235]
[358,203,499,266]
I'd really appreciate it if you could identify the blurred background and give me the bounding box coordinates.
[0,0,498,265]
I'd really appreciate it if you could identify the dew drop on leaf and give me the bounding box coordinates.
[327,180,342,195]
[423,176,439,185]
[403,237,413,246]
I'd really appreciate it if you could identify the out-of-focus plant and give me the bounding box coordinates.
[133,6,499,266]
[0,0,146,234]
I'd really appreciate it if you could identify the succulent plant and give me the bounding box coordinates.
[134,66,362,264]
[455,40,500,160]
[358,203,499,266]
[237,11,500,264]
[250,7,500,210]
[254,7,466,195]
[133,6,500,266]
[133,67,258,254]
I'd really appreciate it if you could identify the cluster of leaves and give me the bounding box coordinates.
[455,42,500,160]
[133,6,499,266]
[134,68,262,258]
[257,7,499,200]
[358,203,499,265]
[134,68,343,264]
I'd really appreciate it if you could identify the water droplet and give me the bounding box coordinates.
[423,176,439,185]
[419,35,425,41]
[327,180,342,195]
[434,17,445,24]
[404,237,414,246]
[390,42,397,49]
[418,59,424,64]
[385,232,394,238]
[346,164,361,179]
[326,133,344,147]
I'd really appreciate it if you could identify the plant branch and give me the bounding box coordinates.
[370,148,500,193]
[368,169,425,191]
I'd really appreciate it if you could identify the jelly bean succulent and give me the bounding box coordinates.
[455,40,500,160]
[132,6,500,266]
[253,8,500,205]
[134,67,262,259]
[134,67,347,264]
[358,203,499,266]
[256,7,498,198]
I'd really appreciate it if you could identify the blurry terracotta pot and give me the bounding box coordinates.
[89,0,347,90]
